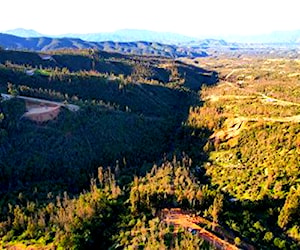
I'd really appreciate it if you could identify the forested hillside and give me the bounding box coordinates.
[0,50,299,249]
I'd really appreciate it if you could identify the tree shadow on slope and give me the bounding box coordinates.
[0,63,218,204]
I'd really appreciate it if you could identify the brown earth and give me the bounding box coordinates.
[161,208,254,250]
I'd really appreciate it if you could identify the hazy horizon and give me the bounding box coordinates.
[3,27,300,39]
[1,0,300,38]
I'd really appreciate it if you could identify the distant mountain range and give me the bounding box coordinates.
[4,28,197,44]
[4,28,44,38]
[3,28,300,44]
[0,33,212,58]
[1,28,300,58]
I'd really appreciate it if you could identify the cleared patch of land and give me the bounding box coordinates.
[161,208,254,250]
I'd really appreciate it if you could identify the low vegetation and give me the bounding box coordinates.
[185,56,300,248]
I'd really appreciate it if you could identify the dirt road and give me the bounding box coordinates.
[161,208,242,250]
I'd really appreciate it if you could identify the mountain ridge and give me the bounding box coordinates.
[3,28,300,44]
[0,33,210,58]
[2,30,300,59]
[4,28,44,38]
[3,28,198,44]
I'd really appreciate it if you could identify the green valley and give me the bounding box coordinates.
[0,48,299,249]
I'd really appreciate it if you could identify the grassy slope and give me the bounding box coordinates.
[184,56,300,248]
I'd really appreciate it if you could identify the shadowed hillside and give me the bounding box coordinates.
[0,33,209,58]
[0,48,217,200]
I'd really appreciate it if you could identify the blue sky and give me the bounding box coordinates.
[1,0,300,37]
